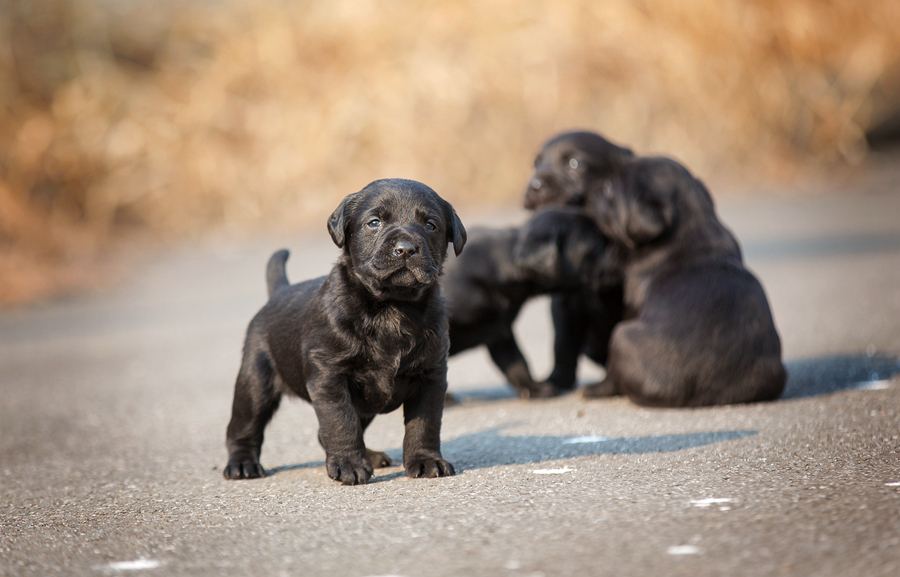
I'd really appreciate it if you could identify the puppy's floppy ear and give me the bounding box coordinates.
[626,192,674,245]
[446,205,467,256]
[327,192,358,248]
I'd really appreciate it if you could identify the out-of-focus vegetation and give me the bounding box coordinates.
[1,0,899,306]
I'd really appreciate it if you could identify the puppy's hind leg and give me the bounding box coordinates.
[590,321,686,406]
[224,347,282,480]
[358,415,393,469]
[487,335,555,399]
[547,294,589,392]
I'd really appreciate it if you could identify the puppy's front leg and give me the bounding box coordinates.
[402,366,455,479]
[309,377,373,486]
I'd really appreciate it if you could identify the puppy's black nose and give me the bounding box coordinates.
[393,241,417,258]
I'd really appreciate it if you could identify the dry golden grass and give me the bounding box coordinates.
[1,0,899,305]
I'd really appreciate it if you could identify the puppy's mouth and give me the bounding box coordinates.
[387,268,418,287]
[376,264,438,286]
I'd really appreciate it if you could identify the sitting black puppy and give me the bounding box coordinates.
[442,207,621,399]
[224,179,466,485]
[523,130,633,390]
[585,156,787,406]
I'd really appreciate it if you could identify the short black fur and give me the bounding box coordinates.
[442,207,623,398]
[523,130,632,390]
[224,179,466,484]
[584,156,787,406]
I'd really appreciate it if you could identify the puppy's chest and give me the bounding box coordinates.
[348,318,434,410]
[349,343,428,411]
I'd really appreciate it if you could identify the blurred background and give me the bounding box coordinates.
[2,0,899,307]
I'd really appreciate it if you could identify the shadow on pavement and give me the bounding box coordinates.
[782,354,900,399]
[446,386,518,405]
[264,427,756,477]
[451,353,900,405]
[435,426,755,472]
[266,461,325,475]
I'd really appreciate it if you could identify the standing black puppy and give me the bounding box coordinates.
[523,130,633,391]
[442,207,622,399]
[224,179,466,485]
[585,156,786,406]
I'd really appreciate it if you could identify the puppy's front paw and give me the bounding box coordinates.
[405,456,455,479]
[223,452,265,480]
[326,454,374,485]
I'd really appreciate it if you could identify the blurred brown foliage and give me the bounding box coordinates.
[1,0,899,306]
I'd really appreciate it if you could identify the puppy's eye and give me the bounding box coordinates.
[367,219,381,228]
[568,158,579,170]
[425,221,437,231]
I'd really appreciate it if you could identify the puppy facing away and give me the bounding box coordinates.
[585,156,787,406]
[523,130,633,390]
[524,130,635,209]
[442,207,622,399]
[224,179,466,485]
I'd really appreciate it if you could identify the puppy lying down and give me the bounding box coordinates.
[586,156,786,406]
[224,179,466,485]
[442,207,622,399]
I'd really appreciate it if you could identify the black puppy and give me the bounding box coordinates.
[224,179,466,485]
[523,130,633,391]
[442,207,622,399]
[524,130,635,209]
[584,156,787,406]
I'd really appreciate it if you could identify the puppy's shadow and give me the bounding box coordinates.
[782,354,900,399]
[265,460,407,484]
[265,426,756,477]
[446,385,518,405]
[441,425,756,471]
[266,460,325,476]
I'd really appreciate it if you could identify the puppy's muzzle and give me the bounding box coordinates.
[371,233,438,287]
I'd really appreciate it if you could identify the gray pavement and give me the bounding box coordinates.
[1,185,900,576]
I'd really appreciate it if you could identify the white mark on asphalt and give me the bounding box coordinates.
[533,467,574,474]
[109,559,161,571]
[855,379,893,390]
[563,435,611,444]
[690,498,733,508]
[667,545,701,555]
[886,482,900,487]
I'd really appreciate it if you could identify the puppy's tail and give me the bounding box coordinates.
[266,249,291,298]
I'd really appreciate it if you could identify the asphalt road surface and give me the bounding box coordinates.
[2,182,900,576]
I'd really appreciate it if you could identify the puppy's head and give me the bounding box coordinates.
[587,156,718,251]
[328,179,466,301]
[514,206,620,291]
[524,131,634,210]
